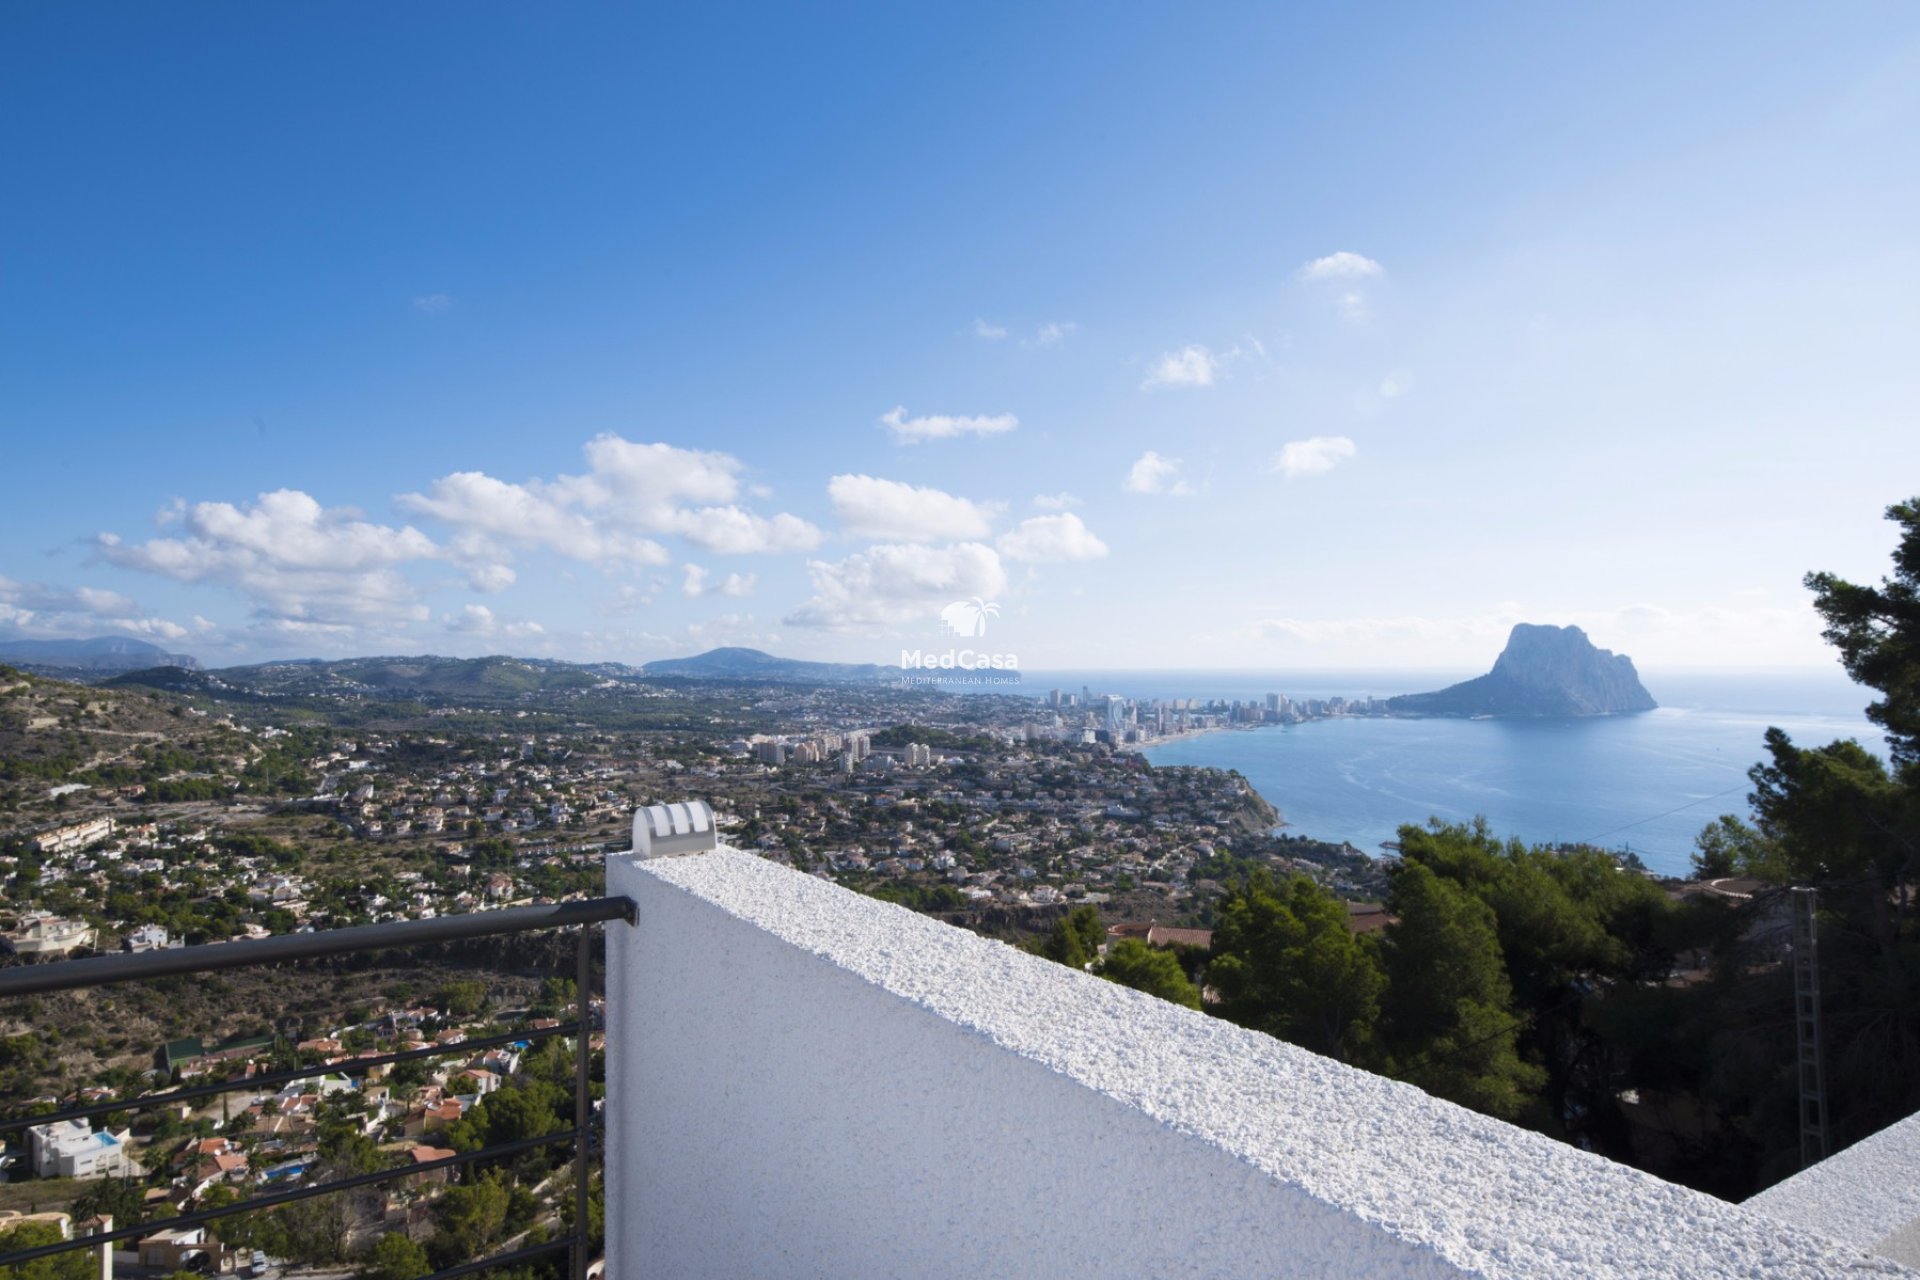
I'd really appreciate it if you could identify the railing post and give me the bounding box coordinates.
[575,922,594,1280]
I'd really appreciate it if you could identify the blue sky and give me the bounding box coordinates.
[3,3,1918,670]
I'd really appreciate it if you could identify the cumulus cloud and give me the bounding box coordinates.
[1269,436,1357,479]
[1124,451,1195,496]
[681,564,755,598]
[0,575,197,643]
[1299,252,1386,323]
[975,319,1075,348]
[662,506,820,556]
[997,513,1109,563]
[97,489,437,628]
[400,471,669,567]
[1023,321,1077,349]
[1297,251,1384,281]
[1141,345,1219,390]
[879,406,1019,443]
[467,563,517,593]
[786,542,1008,629]
[445,603,544,639]
[1031,492,1082,510]
[399,435,821,565]
[827,474,999,542]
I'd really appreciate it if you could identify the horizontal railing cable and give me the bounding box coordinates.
[0,894,631,1279]
[424,1238,577,1279]
[0,1130,578,1267]
[0,1022,580,1137]
[0,896,633,999]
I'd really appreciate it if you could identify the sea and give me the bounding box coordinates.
[950,668,1890,879]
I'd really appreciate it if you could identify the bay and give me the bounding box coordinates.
[1010,669,1888,879]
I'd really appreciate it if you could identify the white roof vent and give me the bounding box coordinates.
[633,800,717,860]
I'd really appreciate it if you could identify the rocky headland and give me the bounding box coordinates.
[1388,624,1657,718]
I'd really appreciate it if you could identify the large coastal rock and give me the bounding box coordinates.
[1388,624,1656,718]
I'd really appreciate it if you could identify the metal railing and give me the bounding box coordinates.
[0,897,635,1280]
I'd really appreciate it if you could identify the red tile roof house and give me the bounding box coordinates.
[406,1145,459,1188]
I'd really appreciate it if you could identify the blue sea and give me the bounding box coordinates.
[986,669,1890,878]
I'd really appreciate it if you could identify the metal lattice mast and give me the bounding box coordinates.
[1791,886,1829,1168]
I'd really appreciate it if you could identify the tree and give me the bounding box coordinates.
[1207,871,1384,1063]
[0,1223,93,1280]
[434,980,488,1019]
[1094,939,1202,1009]
[1379,861,1543,1121]
[430,1175,510,1268]
[69,1177,148,1232]
[362,1232,431,1280]
[1805,496,1920,766]
[1690,814,1766,880]
[1038,905,1103,969]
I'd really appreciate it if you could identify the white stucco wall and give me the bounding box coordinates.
[1749,1109,1920,1268]
[605,847,1914,1279]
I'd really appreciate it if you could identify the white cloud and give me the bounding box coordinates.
[786,542,1008,629]
[661,507,820,556]
[400,471,669,567]
[97,489,437,627]
[1299,253,1386,324]
[447,604,497,633]
[827,474,999,542]
[1124,451,1195,496]
[975,319,1075,348]
[445,603,544,639]
[467,563,517,593]
[1379,370,1412,399]
[1141,345,1219,390]
[879,406,1019,443]
[110,616,192,641]
[1023,321,1077,349]
[595,584,657,616]
[413,293,454,314]
[569,436,746,510]
[1269,436,1357,479]
[399,435,822,566]
[1297,251,1385,281]
[997,513,1109,563]
[1031,492,1082,510]
[681,565,757,599]
[0,576,201,645]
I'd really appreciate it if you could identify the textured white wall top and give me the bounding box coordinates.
[1750,1109,1920,1267]
[605,848,1913,1279]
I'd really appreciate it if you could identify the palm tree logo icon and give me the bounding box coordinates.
[940,598,999,637]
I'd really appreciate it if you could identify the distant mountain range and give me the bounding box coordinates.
[641,647,902,683]
[90,647,907,703]
[1388,624,1657,718]
[0,635,200,676]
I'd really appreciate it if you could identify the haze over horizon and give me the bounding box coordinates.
[5,6,1918,672]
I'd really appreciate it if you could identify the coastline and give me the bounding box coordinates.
[1130,724,1300,840]
[1118,724,1243,752]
